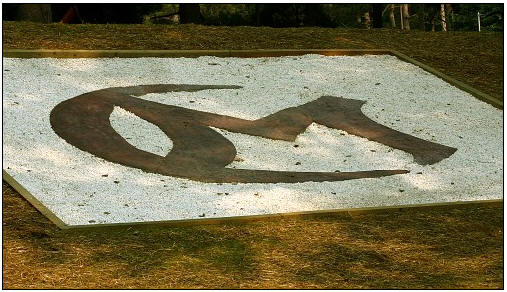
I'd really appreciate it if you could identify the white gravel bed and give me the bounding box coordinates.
[2,54,503,226]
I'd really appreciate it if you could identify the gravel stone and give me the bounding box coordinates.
[2,55,502,226]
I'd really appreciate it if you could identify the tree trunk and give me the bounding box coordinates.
[178,4,203,24]
[400,5,404,29]
[16,4,52,23]
[364,11,371,29]
[60,5,83,24]
[440,4,447,31]
[255,4,261,26]
[389,4,396,28]
[372,4,383,28]
[402,4,410,30]
[446,4,453,31]
[419,4,426,31]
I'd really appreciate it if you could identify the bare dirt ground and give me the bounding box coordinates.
[2,21,504,289]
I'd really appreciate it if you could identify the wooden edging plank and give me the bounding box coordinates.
[61,199,503,231]
[3,49,391,58]
[388,50,503,109]
[2,170,67,229]
[227,49,391,57]
[2,49,230,58]
[3,168,502,231]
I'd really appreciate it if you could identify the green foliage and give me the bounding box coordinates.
[201,4,253,26]
[3,3,503,31]
[320,4,371,28]
[255,4,332,27]
[452,4,503,31]
[143,4,179,24]
[2,3,19,21]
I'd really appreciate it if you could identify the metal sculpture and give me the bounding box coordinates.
[50,84,456,183]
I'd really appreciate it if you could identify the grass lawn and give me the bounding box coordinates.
[2,21,504,289]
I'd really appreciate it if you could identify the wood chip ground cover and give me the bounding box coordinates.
[2,54,502,226]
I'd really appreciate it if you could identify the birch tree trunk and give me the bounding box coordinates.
[440,4,447,31]
[364,11,371,29]
[400,5,404,29]
[389,4,396,28]
[402,4,410,30]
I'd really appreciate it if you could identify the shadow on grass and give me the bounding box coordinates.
[82,227,255,278]
[2,181,503,289]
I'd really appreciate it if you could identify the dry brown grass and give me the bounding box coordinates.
[2,21,504,289]
[3,21,503,100]
[3,182,503,289]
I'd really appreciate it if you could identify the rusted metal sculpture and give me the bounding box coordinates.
[50,84,456,183]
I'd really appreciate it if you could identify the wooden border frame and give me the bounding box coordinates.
[389,50,502,109]
[3,169,503,230]
[3,170,67,228]
[3,48,390,58]
[3,49,503,230]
